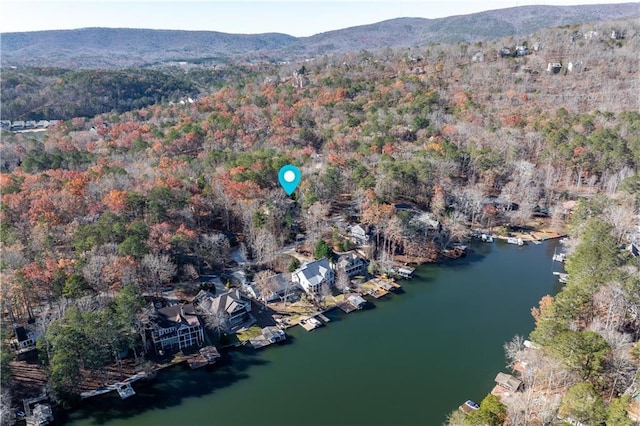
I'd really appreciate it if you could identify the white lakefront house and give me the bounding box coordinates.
[291,259,334,295]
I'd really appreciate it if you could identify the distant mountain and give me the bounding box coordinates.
[1,28,297,68]
[2,3,638,68]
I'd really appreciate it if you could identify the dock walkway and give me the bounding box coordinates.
[299,316,323,331]
[360,277,401,298]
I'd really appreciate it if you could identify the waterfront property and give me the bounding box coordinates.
[247,273,300,303]
[64,240,563,426]
[149,303,204,355]
[26,403,53,426]
[188,346,222,369]
[299,316,323,331]
[195,289,253,332]
[292,259,335,295]
[507,237,525,246]
[396,266,415,278]
[250,327,287,349]
[347,294,367,310]
[334,252,366,277]
[458,400,480,414]
[116,383,135,399]
[494,372,523,393]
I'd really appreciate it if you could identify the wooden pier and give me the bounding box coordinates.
[337,301,357,313]
[188,346,221,369]
[317,313,331,323]
[299,316,323,331]
[361,277,401,298]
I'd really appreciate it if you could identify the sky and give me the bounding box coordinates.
[0,0,634,36]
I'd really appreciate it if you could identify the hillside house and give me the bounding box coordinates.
[292,259,335,295]
[471,52,484,62]
[11,121,25,131]
[515,46,529,56]
[500,47,512,58]
[195,289,253,332]
[611,30,624,40]
[547,63,562,74]
[494,372,523,392]
[583,30,598,39]
[247,273,299,303]
[334,252,366,277]
[350,224,371,246]
[150,303,204,355]
[12,325,38,353]
[0,120,11,130]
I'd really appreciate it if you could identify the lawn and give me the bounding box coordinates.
[235,325,263,341]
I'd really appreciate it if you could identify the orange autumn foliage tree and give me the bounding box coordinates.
[531,295,555,325]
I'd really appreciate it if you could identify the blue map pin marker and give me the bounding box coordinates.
[278,164,301,195]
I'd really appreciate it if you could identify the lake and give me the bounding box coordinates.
[64,240,564,426]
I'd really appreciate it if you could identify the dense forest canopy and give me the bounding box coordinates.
[1,16,639,425]
[0,66,256,121]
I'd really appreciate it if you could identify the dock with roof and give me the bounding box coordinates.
[360,277,401,298]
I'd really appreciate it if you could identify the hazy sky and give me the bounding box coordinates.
[1,1,634,36]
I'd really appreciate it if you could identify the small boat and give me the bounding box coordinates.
[480,233,494,243]
[553,271,569,283]
[552,252,566,262]
[507,237,524,246]
[459,400,480,414]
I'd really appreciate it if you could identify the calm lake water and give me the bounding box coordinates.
[64,240,563,426]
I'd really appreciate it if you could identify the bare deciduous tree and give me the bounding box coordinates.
[254,269,275,302]
[335,267,351,293]
[196,233,231,269]
[303,201,331,247]
[141,253,177,296]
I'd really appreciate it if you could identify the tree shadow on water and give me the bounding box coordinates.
[60,348,269,425]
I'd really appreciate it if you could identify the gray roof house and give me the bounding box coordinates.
[248,273,299,303]
[334,252,366,277]
[350,224,371,245]
[195,289,252,332]
[292,259,335,294]
[495,372,523,392]
[150,303,204,354]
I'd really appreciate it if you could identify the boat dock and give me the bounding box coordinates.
[338,301,358,313]
[249,327,286,349]
[116,382,135,399]
[80,371,149,400]
[552,252,566,262]
[299,316,323,331]
[506,237,525,246]
[188,346,221,369]
[553,271,568,283]
[316,313,331,323]
[360,277,401,298]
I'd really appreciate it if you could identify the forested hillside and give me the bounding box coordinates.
[0,67,252,121]
[1,16,639,424]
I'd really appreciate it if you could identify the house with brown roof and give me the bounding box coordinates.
[494,372,523,392]
[150,303,204,355]
[195,289,253,332]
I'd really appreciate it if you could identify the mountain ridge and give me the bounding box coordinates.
[2,2,639,68]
